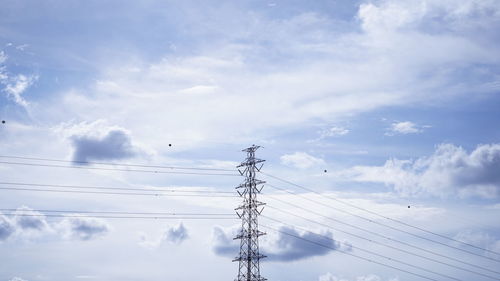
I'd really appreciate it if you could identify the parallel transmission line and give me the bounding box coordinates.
[0,186,237,197]
[261,172,500,261]
[0,209,235,216]
[262,200,500,280]
[262,216,466,281]
[261,224,442,281]
[0,209,236,220]
[0,155,235,171]
[0,182,234,194]
[1,214,236,220]
[0,161,240,176]
[265,183,500,271]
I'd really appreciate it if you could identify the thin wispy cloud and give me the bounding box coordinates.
[280,152,325,170]
[385,121,427,136]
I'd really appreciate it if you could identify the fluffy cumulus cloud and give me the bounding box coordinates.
[386,121,425,135]
[13,207,50,232]
[1,207,111,242]
[280,152,325,169]
[0,214,15,241]
[58,217,110,241]
[345,143,500,198]
[212,225,345,262]
[212,225,239,257]
[263,226,341,262]
[164,223,189,244]
[53,120,143,163]
[139,223,190,249]
[0,207,51,241]
[71,129,137,163]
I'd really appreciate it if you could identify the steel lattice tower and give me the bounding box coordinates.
[233,145,267,281]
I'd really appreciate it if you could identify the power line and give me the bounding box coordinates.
[0,186,238,197]
[260,224,441,281]
[261,216,464,281]
[262,200,500,280]
[264,184,500,273]
[262,172,500,261]
[0,155,235,171]
[1,213,237,220]
[0,209,234,216]
[0,182,234,194]
[0,161,240,176]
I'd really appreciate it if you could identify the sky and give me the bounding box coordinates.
[1,0,500,281]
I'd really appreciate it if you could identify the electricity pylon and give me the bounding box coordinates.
[233,145,267,281]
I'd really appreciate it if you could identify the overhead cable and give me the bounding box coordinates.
[0,155,235,171]
[0,181,234,194]
[260,224,440,281]
[0,161,240,176]
[262,216,464,281]
[262,172,500,262]
[262,200,500,280]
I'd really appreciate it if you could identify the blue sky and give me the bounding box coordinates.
[1,1,500,281]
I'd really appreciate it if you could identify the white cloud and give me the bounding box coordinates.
[2,207,114,242]
[280,152,325,169]
[358,0,500,34]
[139,223,190,249]
[319,272,349,281]
[164,223,189,244]
[343,143,500,198]
[58,216,110,241]
[15,44,29,51]
[319,273,398,281]
[262,225,344,262]
[53,119,150,162]
[13,206,51,232]
[212,225,349,262]
[319,126,350,138]
[0,51,7,82]
[386,121,425,135]
[0,50,37,107]
[453,230,500,254]
[0,214,15,241]
[32,0,499,152]
[9,277,28,281]
[211,225,239,256]
[4,74,37,107]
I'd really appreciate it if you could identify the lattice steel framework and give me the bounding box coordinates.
[233,145,266,281]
